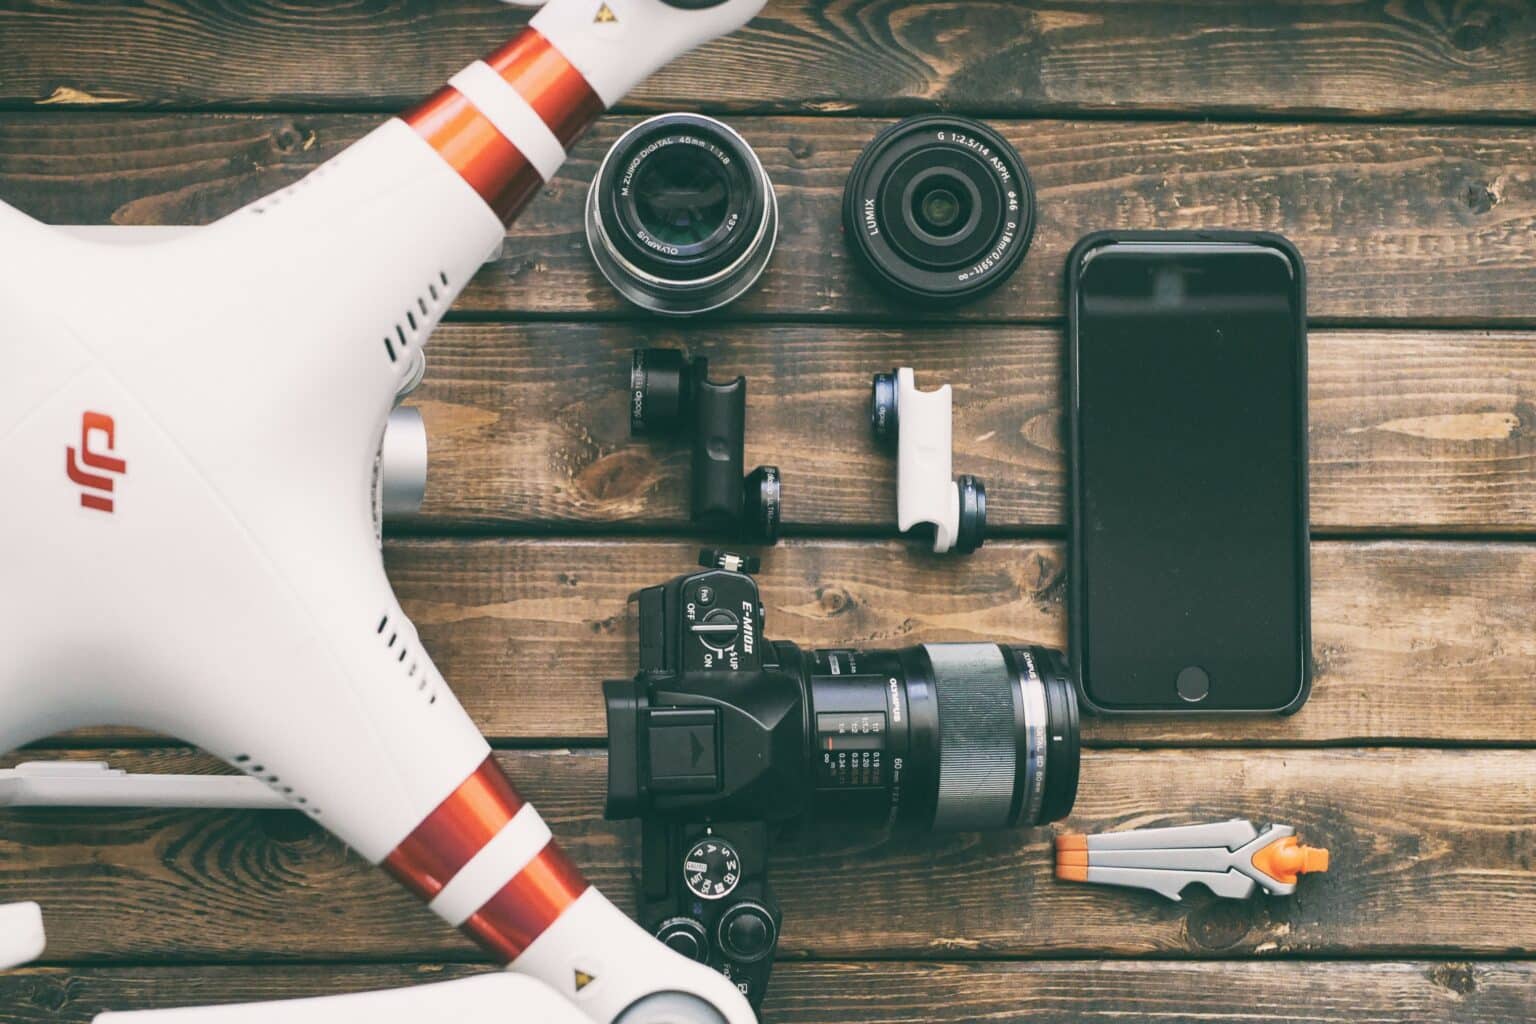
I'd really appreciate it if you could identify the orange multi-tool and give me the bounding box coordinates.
[1056,819,1329,901]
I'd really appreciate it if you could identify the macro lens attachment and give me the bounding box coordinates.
[844,115,1035,305]
[603,554,1079,1009]
[631,349,781,544]
[588,113,778,316]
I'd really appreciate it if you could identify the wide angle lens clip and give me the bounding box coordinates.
[871,367,985,554]
[631,348,781,544]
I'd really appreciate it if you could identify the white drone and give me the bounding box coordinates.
[0,1,765,1021]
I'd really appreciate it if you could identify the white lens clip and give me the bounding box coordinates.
[872,367,985,554]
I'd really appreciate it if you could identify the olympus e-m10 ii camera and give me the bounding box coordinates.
[604,551,1080,1010]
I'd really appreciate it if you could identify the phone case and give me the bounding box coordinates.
[1065,230,1311,716]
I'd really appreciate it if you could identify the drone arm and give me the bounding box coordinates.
[0,902,45,971]
[94,974,591,1023]
[379,754,754,1023]
[400,0,765,228]
[401,29,599,226]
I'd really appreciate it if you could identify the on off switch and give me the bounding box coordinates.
[691,608,741,651]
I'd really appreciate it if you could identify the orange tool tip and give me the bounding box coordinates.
[1056,861,1089,882]
[1055,834,1089,881]
[1250,835,1330,885]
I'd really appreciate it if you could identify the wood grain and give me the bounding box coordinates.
[2,115,1533,324]
[369,537,1536,745]
[37,538,1536,747]
[3,746,1533,962]
[2,961,1533,1024]
[392,325,1536,532]
[0,1,1533,120]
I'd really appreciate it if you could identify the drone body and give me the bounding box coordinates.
[0,1,765,1021]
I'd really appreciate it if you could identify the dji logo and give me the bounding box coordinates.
[66,411,127,513]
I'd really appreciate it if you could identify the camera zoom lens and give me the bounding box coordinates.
[804,644,1077,832]
[587,113,778,317]
[844,115,1035,306]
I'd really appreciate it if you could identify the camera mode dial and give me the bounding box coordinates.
[684,836,743,900]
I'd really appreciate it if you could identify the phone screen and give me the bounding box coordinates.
[1071,240,1308,711]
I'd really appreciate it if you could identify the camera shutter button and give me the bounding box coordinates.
[717,901,776,964]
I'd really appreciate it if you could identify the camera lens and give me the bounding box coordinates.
[587,113,778,316]
[805,644,1077,832]
[843,115,1035,306]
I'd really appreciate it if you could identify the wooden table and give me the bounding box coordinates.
[2,3,1534,1021]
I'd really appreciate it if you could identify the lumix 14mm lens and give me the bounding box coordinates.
[844,115,1036,305]
[587,113,778,316]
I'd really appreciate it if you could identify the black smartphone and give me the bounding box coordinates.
[1067,232,1310,714]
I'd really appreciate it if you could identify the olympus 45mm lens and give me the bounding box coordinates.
[844,115,1035,305]
[587,113,778,316]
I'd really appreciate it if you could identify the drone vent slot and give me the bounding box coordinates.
[232,752,321,817]
[381,272,450,368]
[245,153,343,216]
[376,608,441,708]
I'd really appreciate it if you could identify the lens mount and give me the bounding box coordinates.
[844,115,1035,305]
[588,113,778,316]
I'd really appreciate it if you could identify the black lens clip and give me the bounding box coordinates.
[631,348,781,545]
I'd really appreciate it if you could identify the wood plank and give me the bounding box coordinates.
[396,324,1536,532]
[1,2,1534,120]
[3,961,1533,1023]
[3,747,1533,961]
[3,115,1534,325]
[31,539,1536,747]
[368,538,1536,745]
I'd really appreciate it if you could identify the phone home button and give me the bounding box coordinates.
[1176,666,1210,703]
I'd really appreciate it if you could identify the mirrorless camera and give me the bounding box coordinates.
[604,551,1080,1011]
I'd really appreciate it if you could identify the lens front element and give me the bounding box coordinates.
[914,180,969,236]
[631,144,733,250]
